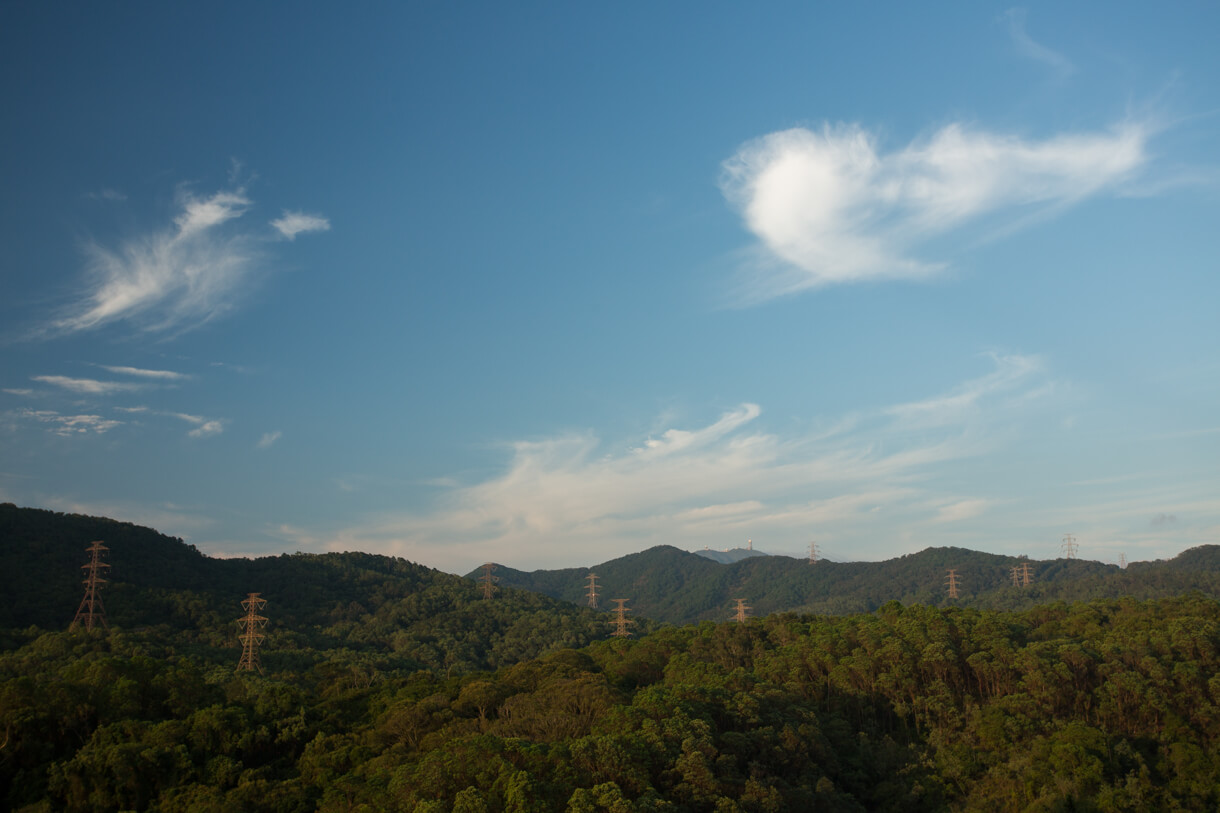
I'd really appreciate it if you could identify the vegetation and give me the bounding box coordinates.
[3,503,1220,810]
[482,543,1220,625]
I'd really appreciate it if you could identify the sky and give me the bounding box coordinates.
[1,2,1217,573]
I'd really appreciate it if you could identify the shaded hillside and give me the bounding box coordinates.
[0,503,613,672]
[477,543,1220,625]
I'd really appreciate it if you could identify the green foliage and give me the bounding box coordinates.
[480,542,1220,625]
[6,504,1220,810]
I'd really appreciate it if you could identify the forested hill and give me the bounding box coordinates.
[0,503,613,672]
[475,542,1220,625]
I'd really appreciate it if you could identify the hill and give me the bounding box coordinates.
[473,542,1220,625]
[693,545,769,564]
[0,503,615,672]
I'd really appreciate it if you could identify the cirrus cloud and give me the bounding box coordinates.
[44,183,328,337]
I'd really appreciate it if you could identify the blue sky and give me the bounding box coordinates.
[2,2,1217,572]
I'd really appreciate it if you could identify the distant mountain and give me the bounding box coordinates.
[694,545,769,564]
[472,542,1220,625]
[0,503,611,671]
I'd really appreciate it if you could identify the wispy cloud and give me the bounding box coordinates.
[721,120,1148,300]
[173,412,226,438]
[300,354,1046,571]
[3,389,34,397]
[31,375,143,395]
[45,183,328,337]
[19,409,122,436]
[98,365,190,381]
[1003,8,1075,76]
[84,188,128,202]
[256,430,282,449]
[271,211,330,240]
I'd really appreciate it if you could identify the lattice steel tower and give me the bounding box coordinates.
[70,540,109,631]
[808,540,820,565]
[585,572,599,609]
[945,569,961,600]
[236,593,269,673]
[609,598,633,638]
[731,598,751,623]
[479,563,498,599]
[1061,533,1078,560]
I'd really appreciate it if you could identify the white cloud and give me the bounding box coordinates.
[721,121,1148,299]
[1003,8,1075,76]
[299,354,1047,571]
[19,409,122,436]
[271,211,330,240]
[46,184,328,337]
[3,389,34,397]
[98,365,190,381]
[931,498,992,524]
[257,430,282,449]
[31,375,143,395]
[173,412,225,438]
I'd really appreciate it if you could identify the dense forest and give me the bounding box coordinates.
[479,543,1220,625]
[3,503,1220,811]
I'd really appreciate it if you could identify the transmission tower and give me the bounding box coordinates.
[1010,566,1020,588]
[731,598,751,623]
[609,598,633,638]
[236,593,268,673]
[1061,533,1078,560]
[70,540,110,631]
[478,562,498,600]
[808,540,820,565]
[1020,562,1033,587]
[1119,553,1127,570]
[585,572,599,609]
[945,569,961,600]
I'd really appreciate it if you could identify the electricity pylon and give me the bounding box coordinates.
[479,563,498,600]
[236,593,268,673]
[609,598,633,638]
[809,541,820,564]
[70,541,109,631]
[945,569,961,600]
[1020,562,1033,587]
[1061,534,1078,560]
[585,572,599,609]
[731,598,751,623]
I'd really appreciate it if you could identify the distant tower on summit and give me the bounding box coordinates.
[747,539,753,551]
[809,541,820,565]
[1061,534,1078,560]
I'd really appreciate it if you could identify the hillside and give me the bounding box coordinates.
[0,503,615,672]
[474,542,1220,625]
